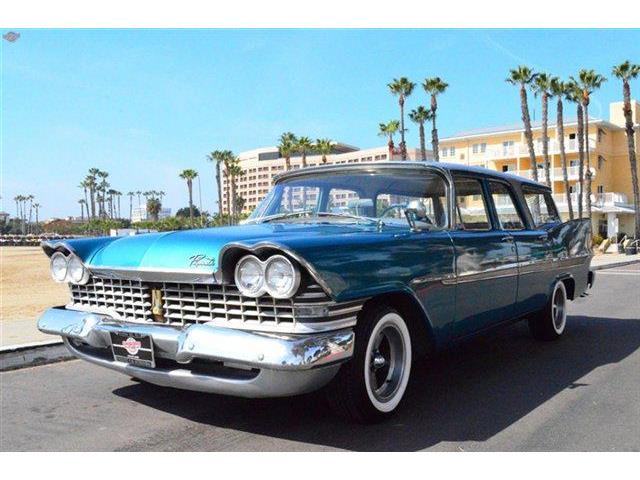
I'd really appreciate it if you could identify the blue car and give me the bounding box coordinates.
[39,162,594,422]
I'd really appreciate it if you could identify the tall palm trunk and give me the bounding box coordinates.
[387,136,394,161]
[80,203,85,221]
[557,98,573,220]
[224,171,231,226]
[399,98,407,160]
[188,180,194,225]
[418,120,426,161]
[622,80,640,238]
[431,96,439,161]
[83,187,89,216]
[520,85,539,183]
[216,163,223,216]
[576,104,586,218]
[89,188,95,219]
[541,92,551,186]
[583,102,593,222]
[129,197,133,220]
[230,173,237,225]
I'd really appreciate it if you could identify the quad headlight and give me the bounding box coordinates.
[49,252,90,285]
[234,254,300,299]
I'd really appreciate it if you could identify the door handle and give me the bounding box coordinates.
[501,236,513,242]
[538,233,549,241]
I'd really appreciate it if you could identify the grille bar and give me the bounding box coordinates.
[68,276,363,333]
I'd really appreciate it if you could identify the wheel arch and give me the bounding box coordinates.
[360,290,436,358]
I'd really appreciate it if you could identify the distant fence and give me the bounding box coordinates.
[0,234,82,247]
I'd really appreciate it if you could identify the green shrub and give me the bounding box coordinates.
[592,233,604,246]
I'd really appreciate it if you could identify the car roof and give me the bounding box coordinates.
[275,161,551,191]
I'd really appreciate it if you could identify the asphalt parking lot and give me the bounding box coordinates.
[1,263,639,451]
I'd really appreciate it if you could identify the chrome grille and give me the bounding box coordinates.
[69,278,152,322]
[67,277,362,333]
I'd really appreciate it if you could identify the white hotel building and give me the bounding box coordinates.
[223,144,430,214]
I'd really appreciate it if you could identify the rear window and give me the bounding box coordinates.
[522,187,561,227]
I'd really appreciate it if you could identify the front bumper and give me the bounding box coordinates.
[38,307,354,398]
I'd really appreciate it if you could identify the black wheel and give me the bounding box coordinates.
[528,281,568,341]
[325,305,412,423]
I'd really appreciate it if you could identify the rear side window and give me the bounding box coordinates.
[488,182,525,230]
[523,187,561,227]
[453,177,491,231]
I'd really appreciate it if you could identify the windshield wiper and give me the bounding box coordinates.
[245,210,314,224]
[316,212,382,226]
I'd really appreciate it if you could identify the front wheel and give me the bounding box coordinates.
[325,305,412,423]
[528,281,568,341]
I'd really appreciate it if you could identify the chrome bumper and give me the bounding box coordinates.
[38,307,354,398]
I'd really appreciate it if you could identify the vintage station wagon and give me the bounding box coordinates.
[39,162,594,422]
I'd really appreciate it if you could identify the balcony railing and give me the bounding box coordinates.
[552,192,630,211]
[476,138,597,161]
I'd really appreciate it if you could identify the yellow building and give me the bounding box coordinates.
[223,144,428,214]
[439,100,640,238]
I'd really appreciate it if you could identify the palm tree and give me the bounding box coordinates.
[315,138,333,164]
[296,136,313,168]
[207,150,229,216]
[78,199,86,221]
[572,69,607,221]
[79,180,90,216]
[146,197,162,221]
[179,169,198,225]
[532,73,553,186]
[550,78,574,220]
[422,77,449,161]
[33,203,41,229]
[26,194,34,233]
[127,191,135,219]
[613,60,640,238]
[87,168,100,219]
[278,132,297,170]
[229,160,244,222]
[566,81,586,218]
[507,66,540,184]
[378,120,400,161]
[97,170,109,218]
[388,77,416,160]
[409,106,432,161]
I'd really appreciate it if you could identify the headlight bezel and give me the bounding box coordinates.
[50,251,69,283]
[234,254,301,299]
[264,254,301,299]
[234,254,267,297]
[49,251,91,285]
[67,254,91,285]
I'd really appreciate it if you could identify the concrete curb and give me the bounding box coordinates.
[591,258,640,271]
[0,340,74,372]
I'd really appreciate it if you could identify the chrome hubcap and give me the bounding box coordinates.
[552,286,566,332]
[368,324,406,402]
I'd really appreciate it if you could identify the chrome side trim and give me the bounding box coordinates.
[90,266,216,284]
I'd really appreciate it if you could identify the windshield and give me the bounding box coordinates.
[247,170,449,229]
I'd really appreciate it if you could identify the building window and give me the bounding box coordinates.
[450,147,456,156]
[480,143,487,153]
[442,149,448,157]
[598,155,606,170]
[597,185,604,194]
[502,165,509,172]
[472,144,478,154]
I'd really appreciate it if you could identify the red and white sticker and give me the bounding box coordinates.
[122,337,142,355]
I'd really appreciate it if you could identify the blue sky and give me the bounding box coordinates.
[2,29,639,218]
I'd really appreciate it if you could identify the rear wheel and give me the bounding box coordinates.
[528,281,567,341]
[326,305,412,423]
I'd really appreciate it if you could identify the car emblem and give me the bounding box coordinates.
[122,337,142,355]
[151,288,164,321]
[189,254,216,268]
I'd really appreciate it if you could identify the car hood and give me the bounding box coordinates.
[58,223,399,273]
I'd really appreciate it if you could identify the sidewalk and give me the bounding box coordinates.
[590,252,640,270]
